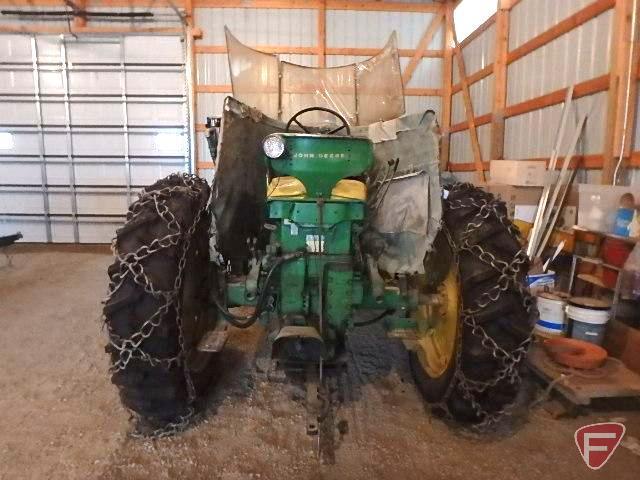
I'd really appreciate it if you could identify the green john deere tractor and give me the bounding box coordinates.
[103,99,534,438]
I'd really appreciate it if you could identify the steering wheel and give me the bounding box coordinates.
[285,107,351,136]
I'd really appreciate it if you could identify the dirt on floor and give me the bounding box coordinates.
[1,245,640,480]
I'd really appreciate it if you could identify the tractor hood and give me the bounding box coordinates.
[263,133,373,198]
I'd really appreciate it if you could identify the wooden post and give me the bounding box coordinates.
[185,0,194,25]
[72,0,87,28]
[317,0,327,67]
[601,0,635,184]
[490,0,510,160]
[624,2,640,165]
[449,9,486,183]
[440,2,454,171]
[185,0,200,173]
[603,0,637,183]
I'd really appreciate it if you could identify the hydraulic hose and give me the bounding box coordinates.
[353,309,393,327]
[212,251,305,329]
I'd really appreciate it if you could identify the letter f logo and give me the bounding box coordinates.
[575,422,626,470]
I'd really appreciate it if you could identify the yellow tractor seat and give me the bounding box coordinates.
[267,176,366,201]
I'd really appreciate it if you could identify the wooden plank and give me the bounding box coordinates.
[449,161,490,172]
[72,0,87,29]
[184,0,196,173]
[602,0,627,184]
[450,11,486,183]
[194,45,228,54]
[507,0,616,65]
[326,1,442,12]
[195,45,443,58]
[449,113,492,133]
[188,29,199,173]
[602,0,638,184]
[197,161,216,170]
[0,0,185,5]
[402,12,444,85]
[103,0,181,4]
[442,153,640,172]
[195,84,441,96]
[191,0,442,12]
[194,0,322,8]
[459,13,496,50]
[503,75,610,118]
[503,0,522,9]
[440,1,454,171]
[490,0,510,160]
[405,88,442,96]
[451,63,493,94]
[196,85,232,93]
[0,24,184,34]
[317,0,327,68]
[195,45,316,54]
[539,154,605,170]
[329,47,443,58]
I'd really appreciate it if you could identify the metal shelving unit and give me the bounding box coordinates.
[567,228,638,320]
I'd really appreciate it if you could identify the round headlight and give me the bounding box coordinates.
[263,134,285,159]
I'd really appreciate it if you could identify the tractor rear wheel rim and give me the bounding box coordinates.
[415,267,459,378]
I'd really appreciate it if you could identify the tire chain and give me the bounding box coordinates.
[433,183,535,431]
[104,173,209,438]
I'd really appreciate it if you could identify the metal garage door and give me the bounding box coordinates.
[0,34,191,243]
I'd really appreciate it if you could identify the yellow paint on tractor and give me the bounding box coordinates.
[414,266,460,379]
[268,176,367,201]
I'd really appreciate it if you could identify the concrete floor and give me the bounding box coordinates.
[1,245,640,480]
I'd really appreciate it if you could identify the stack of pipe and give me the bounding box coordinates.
[526,86,589,263]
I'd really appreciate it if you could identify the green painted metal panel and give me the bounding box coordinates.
[266,134,373,198]
[280,257,307,314]
[269,200,364,224]
[227,282,255,307]
[324,265,353,331]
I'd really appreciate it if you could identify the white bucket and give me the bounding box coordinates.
[526,271,555,295]
[566,297,611,346]
[535,292,568,336]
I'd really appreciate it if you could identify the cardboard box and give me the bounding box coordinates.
[483,185,578,220]
[483,185,579,253]
[514,205,576,233]
[483,185,543,219]
[489,160,548,187]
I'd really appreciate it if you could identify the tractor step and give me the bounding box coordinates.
[197,325,229,353]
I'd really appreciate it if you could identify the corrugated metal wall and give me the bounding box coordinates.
[505,0,613,185]
[326,9,443,115]
[449,20,495,170]
[194,6,444,179]
[509,0,604,50]
[627,80,640,185]
[448,0,627,186]
[507,12,612,106]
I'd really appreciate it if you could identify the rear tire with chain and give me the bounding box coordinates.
[104,173,216,435]
[410,183,534,427]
